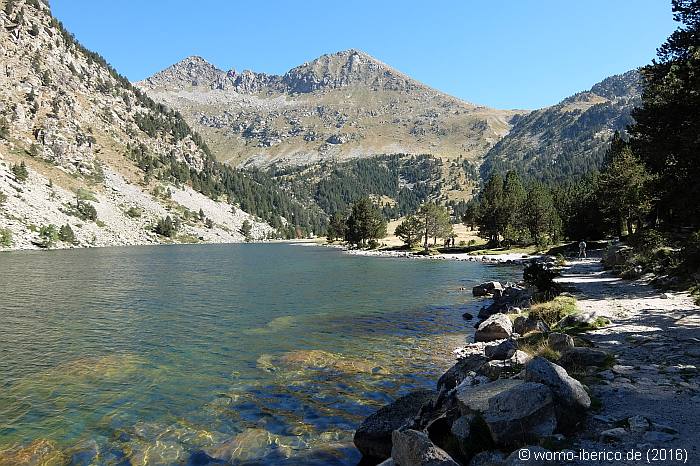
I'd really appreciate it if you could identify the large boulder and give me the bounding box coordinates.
[426,412,492,464]
[556,311,610,330]
[391,429,460,466]
[473,281,504,297]
[479,351,532,381]
[547,333,574,352]
[437,354,488,393]
[524,357,591,431]
[455,378,523,414]
[512,316,548,336]
[475,314,513,342]
[558,348,610,370]
[354,390,437,460]
[484,340,517,360]
[482,382,557,448]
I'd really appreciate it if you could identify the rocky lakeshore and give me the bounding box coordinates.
[352,258,700,465]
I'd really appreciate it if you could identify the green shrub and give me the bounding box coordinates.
[58,224,76,243]
[12,161,29,182]
[39,224,59,248]
[154,215,177,238]
[76,188,97,202]
[126,207,142,218]
[524,261,561,300]
[629,229,665,254]
[76,201,97,221]
[0,190,7,206]
[0,228,12,247]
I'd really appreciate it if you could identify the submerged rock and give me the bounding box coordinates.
[391,429,460,466]
[0,439,68,466]
[473,281,504,297]
[354,390,437,461]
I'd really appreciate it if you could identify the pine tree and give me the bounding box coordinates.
[326,212,347,242]
[395,215,423,248]
[502,171,527,244]
[630,0,700,227]
[524,183,561,247]
[597,139,653,236]
[241,220,252,241]
[476,173,506,244]
[344,198,387,247]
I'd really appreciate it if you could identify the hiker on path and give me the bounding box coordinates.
[579,240,587,258]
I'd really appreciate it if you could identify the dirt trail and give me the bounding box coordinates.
[557,259,700,464]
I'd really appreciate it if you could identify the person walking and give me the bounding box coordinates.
[578,240,587,259]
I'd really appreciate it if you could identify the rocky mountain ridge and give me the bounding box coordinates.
[138,50,521,169]
[481,70,642,181]
[0,0,280,250]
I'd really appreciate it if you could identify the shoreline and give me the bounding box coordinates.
[353,258,700,464]
[338,244,545,264]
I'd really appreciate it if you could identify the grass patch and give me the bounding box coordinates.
[75,188,97,202]
[517,333,561,362]
[528,296,578,328]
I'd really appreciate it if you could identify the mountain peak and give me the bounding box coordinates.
[142,55,223,88]
[282,49,415,93]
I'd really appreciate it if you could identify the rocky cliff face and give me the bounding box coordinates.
[0,0,274,250]
[138,50,522,169]
[481,70,642,181]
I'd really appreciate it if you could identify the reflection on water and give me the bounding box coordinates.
[0,244,519,465]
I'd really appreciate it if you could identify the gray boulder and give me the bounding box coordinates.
[473,281,504,297]
[524,357,591,431]
[556,311,610,330]
[455,378,523,414]
[484,340,517,360]
[437,354,488,393]
[378,460,396,466]
[547,333,575,352]
[475,314,513,342]
[482,382,557,448]
[512,316,548,336]
[391,429,460,466]
[478,351,532,381]
[354,390,437,460]
[559,348,610,370]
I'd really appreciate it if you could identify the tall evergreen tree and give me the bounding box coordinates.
[344,198,387,247]
[502,171,527,244]
[394,215,423,248]
[524,183,561,247]
[630,0,700,227]
[326,212,347,242]
[597,139,653,236]
[476,173,506,244]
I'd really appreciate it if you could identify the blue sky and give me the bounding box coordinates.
[51,0,676,109]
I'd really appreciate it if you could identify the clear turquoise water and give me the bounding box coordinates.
[0,243,520,465]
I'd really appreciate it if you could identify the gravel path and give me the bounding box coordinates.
[557,259,700,465]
